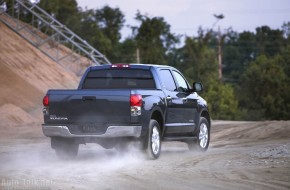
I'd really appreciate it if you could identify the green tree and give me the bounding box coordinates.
[95,6,125,46]
[255,26,285,57]
[38,0,80,32]
[4,0,36,23]
[222,31,257,84]
[95,5,125,62]
[282,22,290,46]
[76,6,125,62]
[134,12,179,64]
[204,79,239,120]
[223,26,287,85]
[117,38,137,63]
[78,9,111,57]
[174,29,239,120]
[240,55,289,120]
[280,45,290,77]
[175,28,217,85]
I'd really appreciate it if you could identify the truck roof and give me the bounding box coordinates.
[89,63,173,71]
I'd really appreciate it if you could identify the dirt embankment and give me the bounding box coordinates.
[0,21,80,126]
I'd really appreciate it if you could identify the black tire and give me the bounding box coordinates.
[145,119,161,159]
[51,137,79,160]
[188,117,210,152]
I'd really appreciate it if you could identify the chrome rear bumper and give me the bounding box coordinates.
[42,125,142,138]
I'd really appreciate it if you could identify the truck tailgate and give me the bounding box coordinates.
[45,89,130,126]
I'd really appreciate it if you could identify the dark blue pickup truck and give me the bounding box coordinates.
[42,64,210,159]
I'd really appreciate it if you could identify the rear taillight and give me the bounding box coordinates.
[43,95,49,107]
[130,94,142,116]
[130,94,142,106]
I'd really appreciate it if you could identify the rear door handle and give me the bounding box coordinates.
[82,96,96,101]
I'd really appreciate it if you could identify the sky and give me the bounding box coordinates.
[77,0,290,40]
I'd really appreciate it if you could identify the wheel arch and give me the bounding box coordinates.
[200,110,211,129]
[150,108,164,136]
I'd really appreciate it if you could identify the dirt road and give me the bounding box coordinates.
[0,121,289,190]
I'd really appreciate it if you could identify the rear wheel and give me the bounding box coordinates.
[188,117,210,151]
[145,119,161,159]
[51,137,79,160]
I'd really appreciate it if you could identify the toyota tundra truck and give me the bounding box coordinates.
[42,64,210,159]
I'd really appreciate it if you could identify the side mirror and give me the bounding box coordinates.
[192,82,203,92]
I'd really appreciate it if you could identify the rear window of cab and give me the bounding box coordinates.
[82,69,156,89]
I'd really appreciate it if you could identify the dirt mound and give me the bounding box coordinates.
[211,121,290,147]
[0,63,43,110]
[0,104,36,127]
[0,14,92,76]
[0,21,80,94]
[0,20,82,124]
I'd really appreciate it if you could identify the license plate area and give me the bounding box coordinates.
[81,124,106,133]
[67,124,108,135]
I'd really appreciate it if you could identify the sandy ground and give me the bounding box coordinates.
[0,21,80,113]
[0,20,80,125]
[0,121,289,190]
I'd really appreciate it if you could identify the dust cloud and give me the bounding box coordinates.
[0,137,157,189]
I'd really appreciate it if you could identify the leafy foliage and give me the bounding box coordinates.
[204,79,239,120]
[134,12,179,64]
[240,54,290,120]
[38,0,80,32]
[95,6,125,62]
[173,32,239,120]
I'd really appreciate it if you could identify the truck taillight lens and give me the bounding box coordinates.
[130,94,142,106]
[130,94,142,116]
[43,95,49,106]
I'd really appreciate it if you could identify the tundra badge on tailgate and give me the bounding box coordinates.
[50,115,68,121]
